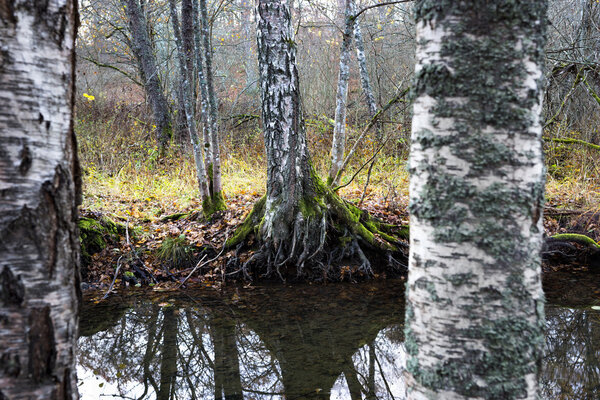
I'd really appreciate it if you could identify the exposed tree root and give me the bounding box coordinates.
[225,179,409,282]
[543,233,600,269]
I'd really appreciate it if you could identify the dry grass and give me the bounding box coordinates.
[77,98,600,221]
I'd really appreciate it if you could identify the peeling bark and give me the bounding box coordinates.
[0,1,80,398]
[405,1,547,398]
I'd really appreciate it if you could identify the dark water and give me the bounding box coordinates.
[77,273,600,399]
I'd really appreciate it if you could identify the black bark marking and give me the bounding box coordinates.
[18,141,32,175]
[42,173,61,279]
[0,266,24,306]
[0,351,21,378]
[0,48,8,73]
[28,306,56,383]
[0,0,16,24]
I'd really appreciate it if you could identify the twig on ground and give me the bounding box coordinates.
[103,255,124,299]
[178,232,229,288]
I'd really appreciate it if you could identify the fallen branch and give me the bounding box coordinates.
[103,255,124,300]
[543,137,600,151]
[178,232,229,288]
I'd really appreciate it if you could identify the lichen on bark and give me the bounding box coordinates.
[405,1,548,398]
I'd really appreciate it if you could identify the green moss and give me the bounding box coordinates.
[78,216,122,258]
[226,195,266,248]
[202,191,227,217]
[550,233,600,249]
[78,215,125,279]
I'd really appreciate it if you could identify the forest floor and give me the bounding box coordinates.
[76,103,600,290]
[78,153,600,292]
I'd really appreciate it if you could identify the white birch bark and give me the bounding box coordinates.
[0,1,80,398]
[257,0,315,259]
[199,0,223,197]
[192,0,213,171]
[405,2,548,399]
[328,0,354,186]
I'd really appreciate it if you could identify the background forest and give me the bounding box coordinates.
[77,0,599,224]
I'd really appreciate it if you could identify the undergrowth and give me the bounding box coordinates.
[76,96,600,222]
[76,98,411,222]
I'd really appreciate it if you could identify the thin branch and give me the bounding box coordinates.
[353,0,412,20]
[544,67,583,128]
[333,86,409,186]
[178,232,229,288]
[334,135,390,192]
[80,55,143,86]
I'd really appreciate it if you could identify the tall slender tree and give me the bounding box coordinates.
[328,0,355,186]
[227,0,406,280]
[353,7,380,140]
[170,0,225,215]
[0,1,81,398]
[405,1,547,398]
[169,0,210,206]
[123,0,172,150]
[199,0,225,210]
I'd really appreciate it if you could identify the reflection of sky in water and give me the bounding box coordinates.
[78,281,600,399]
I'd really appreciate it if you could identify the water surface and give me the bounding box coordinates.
[77,274,600,399]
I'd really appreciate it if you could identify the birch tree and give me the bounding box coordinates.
[353,8,380,140]
[227,0,406,280]
[328,0,355,186]
[405,1,547,398]
[169,0,210,203]
[0,1,81,398]
[199,0,225,210]
[169,0,226,216]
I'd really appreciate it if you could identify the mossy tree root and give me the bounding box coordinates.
[226,181,409,281]
[549,233,600,249]
[202,191,227,217]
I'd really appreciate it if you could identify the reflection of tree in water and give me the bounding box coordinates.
[77,282,406,399]
[542,306,600,400]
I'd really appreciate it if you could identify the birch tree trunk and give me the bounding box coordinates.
[199,0,225,210]
[353,9,380,140]
[169,0,210,203]
[405,2,547,399]
[328,0,354,186]
[0,1,81,398]
[181,0,196,110]
[123,0,172,150]
[226,0,406,280]
[193,0,213,171]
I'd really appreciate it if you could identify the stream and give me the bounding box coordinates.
[77,272,600,399]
